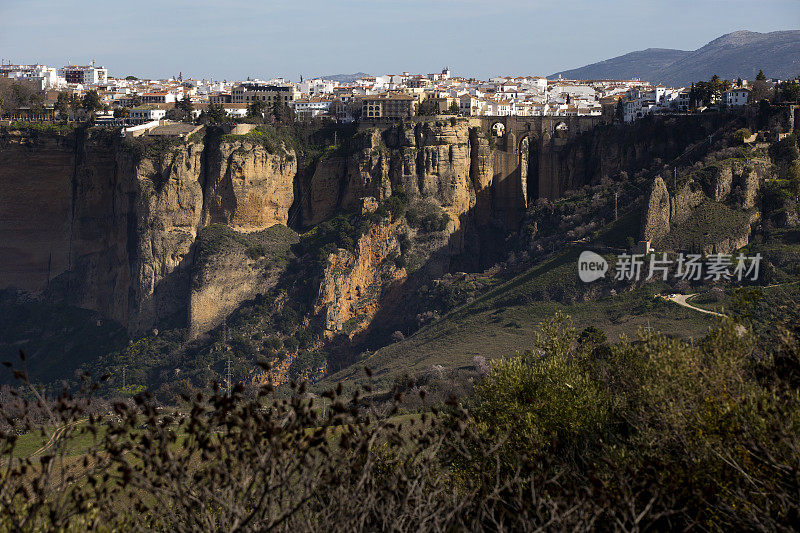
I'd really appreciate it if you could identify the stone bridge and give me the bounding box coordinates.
[468,115,608,227]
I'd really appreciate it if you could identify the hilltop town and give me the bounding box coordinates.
[2,62,791,128]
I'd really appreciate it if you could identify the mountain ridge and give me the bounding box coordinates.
[549,30,800,85]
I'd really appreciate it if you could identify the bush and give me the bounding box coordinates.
[733,128,752,143]
[2,308,799,530]
[297,214,361,262]
[405,200,451,233]
[245,244,266,259]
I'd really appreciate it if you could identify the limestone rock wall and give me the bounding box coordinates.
[641,156,775,253]
[641,176,671,242]
[304,120,477,233]
[203,140,296,231]
[118,143,206,333]
[314,218,405,339]
[0,128,297,335]
[0,132,80,294]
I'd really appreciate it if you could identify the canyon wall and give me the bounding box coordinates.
[0,127,297,335]
[2,116,706,339]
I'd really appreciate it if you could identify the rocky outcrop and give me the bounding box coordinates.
[670,180,706,226]
[303,156,347,226]
[305,120,475,233]
[117,142,206,333]
[189,225,298,338]
[698,158,773,206]
[642,155,774,253]
[314,207,405,339]
[641,176,671,242]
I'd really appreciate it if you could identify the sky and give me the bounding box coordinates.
[1,0,798,81]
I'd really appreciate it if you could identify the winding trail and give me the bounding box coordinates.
[664,294,726,317]
[30,424,69,458]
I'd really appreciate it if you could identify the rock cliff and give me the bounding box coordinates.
[314,212,405,339]
[303,120,475,232]
[0,127,297,336]
[641,153,776,254]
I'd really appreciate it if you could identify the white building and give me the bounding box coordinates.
[129,107,166,123]
[291,97,333,120]
[298,79,336,95]
[58,63,108,85]
[723,88,750,107]
[459,94,484,116]
[0,64,64,89]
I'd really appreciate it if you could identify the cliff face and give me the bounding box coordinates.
[0,128,297,335]
[3,117,733,342]
[203,140,296,231]
[304,121,476,233]
[117,142,206,333]
[189,225,299,338]
[314,212,405,339]
[0,132,81,295]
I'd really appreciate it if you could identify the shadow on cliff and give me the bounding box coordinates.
[323,206,513,373]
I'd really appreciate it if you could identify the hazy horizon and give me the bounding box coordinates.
[1,0,798,81]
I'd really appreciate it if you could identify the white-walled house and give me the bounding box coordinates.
[129,107,167,123]
[723,88,750,107]
[291,97,333,120]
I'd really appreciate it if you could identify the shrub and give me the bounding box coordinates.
[245,244,266,259]
[733,128,752,143]
[2,309,799,530]
[405,200,451,233]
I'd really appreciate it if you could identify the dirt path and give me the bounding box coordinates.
[665,294,726,317]
[30,424,69,458]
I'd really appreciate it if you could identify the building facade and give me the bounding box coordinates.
[361,93,415,119]
[231,83,299,105]
[57,64,108,85]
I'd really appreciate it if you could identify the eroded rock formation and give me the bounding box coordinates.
[0,128,297,335]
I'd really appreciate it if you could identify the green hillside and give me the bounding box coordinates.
[317,245,719,394]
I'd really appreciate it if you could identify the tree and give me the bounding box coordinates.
[82,90,102,115]
[125,75,138,81]
[417,98,438,116]
[247,99,267,120]
[750,79,773,103]
[175,95,194,122]
[447,102,461,115]
[777,78,800,103]
[114,107,129,119]
[205,102,227,124]
[130,93,142,107]
[271,98,295,124]
[54,91,71,118]
[756,70,767,81]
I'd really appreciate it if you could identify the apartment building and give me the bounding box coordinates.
[58,63,108,85]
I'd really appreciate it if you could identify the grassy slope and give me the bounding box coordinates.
[317,245,719,394]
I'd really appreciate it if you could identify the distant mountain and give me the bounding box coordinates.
[549,30,800,85]
[319,72,370,83]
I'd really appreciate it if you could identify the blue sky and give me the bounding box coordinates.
[1,0,797,80]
